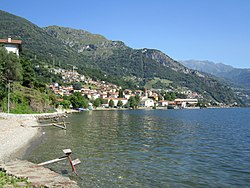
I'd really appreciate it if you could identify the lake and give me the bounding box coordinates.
[26,108,250,187]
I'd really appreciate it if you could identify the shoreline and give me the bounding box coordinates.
[0,113,41,163]
[0,112,80,187]
[0,111,71,162]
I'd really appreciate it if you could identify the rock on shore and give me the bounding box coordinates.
[0,160,79,188]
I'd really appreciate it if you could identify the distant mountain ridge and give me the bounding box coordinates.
[44,25,187,73]
[180,60,234,75]
[180,60,250,88]
[0,10,244,105]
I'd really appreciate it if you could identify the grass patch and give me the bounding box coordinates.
[145,77,172,89]
[0,170,32,187]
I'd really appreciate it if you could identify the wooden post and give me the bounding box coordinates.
[63,149,79,176]
[67,154,78,176]
[37,156,68,166]
[37,149,81,176]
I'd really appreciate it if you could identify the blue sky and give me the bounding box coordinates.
[1,0,250,68]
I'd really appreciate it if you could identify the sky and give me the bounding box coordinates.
[1,0,250,68]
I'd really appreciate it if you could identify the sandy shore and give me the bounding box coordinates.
[0,113,41,163]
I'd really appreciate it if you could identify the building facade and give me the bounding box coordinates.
[0,37,22,56]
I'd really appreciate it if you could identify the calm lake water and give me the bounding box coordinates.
[26,108,250,187]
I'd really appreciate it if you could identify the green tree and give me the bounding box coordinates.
[164,92,176,101]
[118,89,124,98]
[0,49,5,82]
[21,59,36,88]
[72,82,82,90]
[135,94,140,106]
[93,98,101,108]
[59,100,71,109]
[0,48,22,82]
[128,96,136,109]
[109,99,114,108]
[117,100,123,108]
[69,92,88,108]
[125,100,130,108]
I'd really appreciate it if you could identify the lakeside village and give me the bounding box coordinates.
[0,37,234,111]
[0,37,201,111]
[50,67,202,111]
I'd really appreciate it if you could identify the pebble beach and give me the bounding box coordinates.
[0,112,80,187]
[0,113,40,163]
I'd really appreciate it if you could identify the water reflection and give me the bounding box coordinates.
[27,109,250,187]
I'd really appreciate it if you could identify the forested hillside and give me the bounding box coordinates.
[0,47,57,113]
[0,10,244,105]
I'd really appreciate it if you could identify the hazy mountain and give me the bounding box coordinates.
[180,60,234,75]
[0,10,244,105]
[181,60,250,88]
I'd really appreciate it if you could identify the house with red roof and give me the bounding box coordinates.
[0,37,22,56]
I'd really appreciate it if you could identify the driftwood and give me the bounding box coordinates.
[31,122,68,130]
[37,114,68,123]
[32,114,69,130]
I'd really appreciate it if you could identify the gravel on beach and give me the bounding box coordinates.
[0,114,40,163]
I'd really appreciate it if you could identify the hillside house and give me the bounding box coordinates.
[0,37,22,56]
[108,92,119,98]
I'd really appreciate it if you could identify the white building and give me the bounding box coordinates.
[106,98,128,107]
[158,100,169,107]
[0,37,22,56]
[174,98,198,108]
[140,98,155,108]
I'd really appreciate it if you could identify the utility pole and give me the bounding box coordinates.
[7,80,10,114]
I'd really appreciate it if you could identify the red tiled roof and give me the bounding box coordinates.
[105,98,127,100]
[0,39,22,44]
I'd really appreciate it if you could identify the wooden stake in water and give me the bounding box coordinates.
[37,149,81,176]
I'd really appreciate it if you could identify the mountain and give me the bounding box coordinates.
[0,11,75,61]
[180,60,250,105]
[0,10,244,105]
[44,26,243,104]
[180,60,234,75]
[217,69,250,88]
[180,60,250,88]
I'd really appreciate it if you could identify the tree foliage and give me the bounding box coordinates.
[0,48,57,113]
[93,98,102,108]
[21,58,35,87]
[72,82,82,90]
[117,100,123,108]
[0,48,22,82]
[109,99,114,108]
[68,92,88,109]
[59,99,71,109]
[128,95,140,109]
[118,89,124,98]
